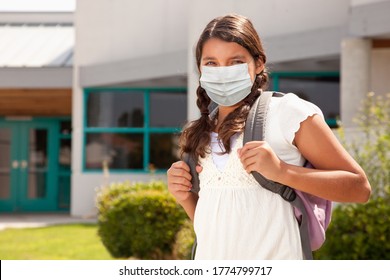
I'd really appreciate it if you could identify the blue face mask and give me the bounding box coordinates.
[200,63,253,107]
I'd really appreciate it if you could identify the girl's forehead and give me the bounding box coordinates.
[202,38,251,58]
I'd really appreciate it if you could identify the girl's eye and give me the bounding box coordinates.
[205,61,217,66]
[231,60,244,65]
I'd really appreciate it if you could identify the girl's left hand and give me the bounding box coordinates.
[237,141,285,182]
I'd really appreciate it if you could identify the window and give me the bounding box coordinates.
[269,72,340,127]
[83,88,186,172]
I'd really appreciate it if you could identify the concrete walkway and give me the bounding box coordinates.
[0,213,97,231]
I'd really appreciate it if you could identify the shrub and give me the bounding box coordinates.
[315,196,390,259]
[96,181,187,259]
[315,92,390,259]
[338,92,390,198]
[172,219,196,260]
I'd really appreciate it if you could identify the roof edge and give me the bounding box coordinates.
[0,12,73,24]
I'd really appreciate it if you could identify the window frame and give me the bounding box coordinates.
[269,71,340,127]
[82,87,186,174]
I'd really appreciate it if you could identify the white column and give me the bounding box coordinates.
[341,38,372,128]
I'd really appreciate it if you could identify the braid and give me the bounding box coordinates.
[218,74,266,153]
[197,86,211,116]
[179,86,213,162]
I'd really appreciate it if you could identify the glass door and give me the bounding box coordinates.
[19,121,58,211]
[0,120,58,212]
[0,123,18,211]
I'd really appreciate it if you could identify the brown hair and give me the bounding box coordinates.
[180,14,269,162]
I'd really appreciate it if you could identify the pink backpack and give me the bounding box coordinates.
[294,161,332,251]
[186,91,332,260]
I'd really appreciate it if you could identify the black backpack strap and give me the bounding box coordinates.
[243,91,296,200]
[182,152,199,259]
[244,91,313,260]
[182,153,200,194]
[183,107,219,259]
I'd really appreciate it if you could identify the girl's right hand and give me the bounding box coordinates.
[167,161,201,202]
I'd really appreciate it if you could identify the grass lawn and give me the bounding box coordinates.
[0,224,114,260]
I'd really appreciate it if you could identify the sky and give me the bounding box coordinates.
[0,0,75,12]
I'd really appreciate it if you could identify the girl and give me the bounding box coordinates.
[167,14,371,260]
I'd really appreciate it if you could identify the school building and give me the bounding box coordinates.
[0,0,389,216]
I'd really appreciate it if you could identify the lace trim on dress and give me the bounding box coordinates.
[199,133,259,190]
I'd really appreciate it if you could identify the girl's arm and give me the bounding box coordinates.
[167,161,199,220]
[176,193,198,221]
[239,114,371,203]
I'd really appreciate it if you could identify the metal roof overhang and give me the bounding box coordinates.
[0,23,73,88]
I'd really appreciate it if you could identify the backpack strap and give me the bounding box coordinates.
[244,91,296,200]
[181,152,199,259]
[243,91,313,260]
[184,106,218,195]
[183,153,200,194]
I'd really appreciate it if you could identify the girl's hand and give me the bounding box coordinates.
[167,161,203,202]
[237,141,284,182]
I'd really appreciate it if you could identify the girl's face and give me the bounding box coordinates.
[200,38,263,82]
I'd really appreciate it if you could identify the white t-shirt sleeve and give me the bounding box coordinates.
[265,93,324,166]
[277,93,324,145]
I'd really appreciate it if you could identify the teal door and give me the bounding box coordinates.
[0,120,59,212]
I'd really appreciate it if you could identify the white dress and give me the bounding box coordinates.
[193,93,324,260]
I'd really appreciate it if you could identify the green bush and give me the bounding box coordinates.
[338,92,390,199]
[96,181,187,259]
[315,196,390,259]
[315,92,390,259]
[172,219,196,260]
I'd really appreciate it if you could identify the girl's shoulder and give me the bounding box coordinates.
[267,92,324,145]
[269,92,324,119]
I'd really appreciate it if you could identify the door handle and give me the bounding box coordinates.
[21,160,28,169]
[12,160,19,169]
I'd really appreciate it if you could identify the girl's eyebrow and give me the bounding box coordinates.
[202,56,216,61]
[201,55,247,61]
[230,55,246,60]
